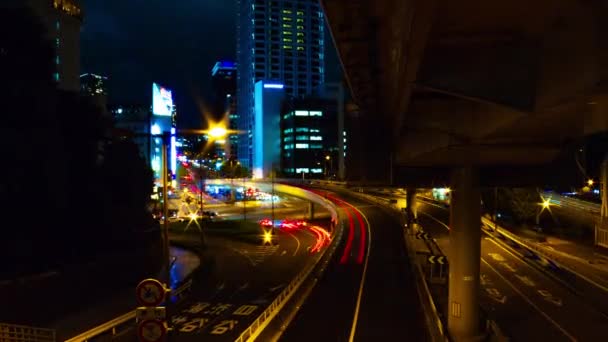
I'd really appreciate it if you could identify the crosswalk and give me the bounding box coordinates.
[237,245,279,266]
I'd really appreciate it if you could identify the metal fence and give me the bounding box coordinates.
[0,323,55,342]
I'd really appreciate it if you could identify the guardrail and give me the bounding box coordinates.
[64,311,135,342]
[0,323,56,342]
[541,191,600,215]
[333,189,450,341]
[234,192,342,342]
[349,189,514,341]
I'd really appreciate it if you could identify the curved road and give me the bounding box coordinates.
[278,189,427,341]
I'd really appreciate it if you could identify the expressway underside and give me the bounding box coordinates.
[322,0,608,339]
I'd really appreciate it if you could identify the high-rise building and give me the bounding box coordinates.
[80,73,108,111]
[236,0,325,169]
[5,0,84,91]
[211,61,238,159]
[110,104,152,163]
[253,80,285,178]
[280,89,341,179]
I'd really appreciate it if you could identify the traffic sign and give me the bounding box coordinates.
[416,232,430,240]
[428,255,446,265]
[137,319,167,342]
[136,307,166,321]
[136,279,167,307]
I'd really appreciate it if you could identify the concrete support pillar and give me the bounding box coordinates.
[601,156,607,220]
[448,167,482,340]
[308,201,315,221]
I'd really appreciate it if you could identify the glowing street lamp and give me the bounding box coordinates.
[588,179,594,187]
[208,126,228,139]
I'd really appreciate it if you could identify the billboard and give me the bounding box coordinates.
[152,83,173,116]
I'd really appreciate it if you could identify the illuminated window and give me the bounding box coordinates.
[297,25,304,30]
[296,135,308,141]
[283,24,292,28]
[309,111,322,116]
[310,129,320,133]
[310,136,322,141]
[311,168,323,173]
[297,32,304,36]
[297,11,304,16]
[297,47,304,51]
[296,18,304,22]
[285,144,294,150]
[283,38,292,42]
[56,56,60,65]
[283,45,292,49]
[53,72,60,82]
[282,9,292,14]
[296,168,310,173]
[297,39,304,44]
[296,127,309,132]
[283,136,293,142]
[310,144,323,149]
[55,38,60,47]
[283,17,292,21]
[283,31,292,35]
[295,143,309,149]
[284,128,293,134]
[295,110,308,116]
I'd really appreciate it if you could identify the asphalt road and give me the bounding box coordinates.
[278,189,427,342]
[417,200,608,341]
[166,219,326,341]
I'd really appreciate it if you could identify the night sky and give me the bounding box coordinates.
[81,0,341,128]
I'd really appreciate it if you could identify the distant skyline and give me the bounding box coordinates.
[80,0,341,128]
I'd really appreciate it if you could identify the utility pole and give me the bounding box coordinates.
[199,157,204,216]
[271,166,275,227]
[243,177,247,220]
[161,133,170,281]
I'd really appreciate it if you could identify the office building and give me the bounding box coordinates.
[5,0,83,91]
[80,73,108,111]
[211,61,238,159]
[236,0,325,169]
[253,81,285,178]
[110,104,152,163]
[281,92,340,178]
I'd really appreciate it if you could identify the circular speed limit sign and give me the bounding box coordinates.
[136,279,166,307]
[137,319,167,342]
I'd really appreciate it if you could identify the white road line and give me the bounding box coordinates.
[287,231,301,256]
[481,258,577,341]
[348,205,372,342]
[419,211,450,231]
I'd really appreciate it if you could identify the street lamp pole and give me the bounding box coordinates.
[161,133,170,281]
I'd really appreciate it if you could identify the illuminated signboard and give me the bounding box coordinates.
[152,83,174,116]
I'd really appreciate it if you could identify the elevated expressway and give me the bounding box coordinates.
[322,0,608,339]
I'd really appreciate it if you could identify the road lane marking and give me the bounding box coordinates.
[419,211,450,231]
[340,204,356,264]
[347,204,372,342]
[516,275,536,287]
[538,290,563,307]
[481,258,576,341]
[488,253,506,262]
[286,230,301,256]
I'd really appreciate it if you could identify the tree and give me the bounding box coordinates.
[502,188,541,224]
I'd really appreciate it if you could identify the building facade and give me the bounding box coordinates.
[253,81,285,178]
[110,104,152,163]
[236,0,325,169]
[80,73,108,111]
[281,95,339,178]
[211,61,238,159]
[6,0,83,91]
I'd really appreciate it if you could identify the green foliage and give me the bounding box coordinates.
[502,188,540,223]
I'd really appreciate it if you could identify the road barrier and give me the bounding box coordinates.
[234,189,342,342]
[0,323,55,342]
[63,311,135,342]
